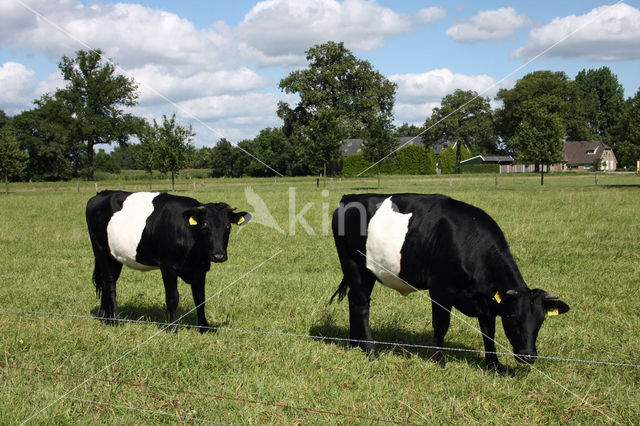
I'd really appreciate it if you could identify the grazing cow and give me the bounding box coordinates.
[331,193,569,369]
[86,191,250,331]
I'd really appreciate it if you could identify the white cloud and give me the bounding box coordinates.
[237,0,415,66]
[390,68,498,102]
[446,7,530,42]
[132,65,271,107]
[512,3,640,61]
[172,92,298,144]
[415,7,446,25]
[390,68,501,123]
[0,62,40,112]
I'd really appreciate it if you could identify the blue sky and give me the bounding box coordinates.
[1,0,639,147]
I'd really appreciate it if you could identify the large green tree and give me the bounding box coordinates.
[496,71,590,147]
[10,95,80,180]
[617,88,640,169]
[57,49,140,180]
[0,128,28,193]
[510,104,565,185]
[278,41,396,177]
[424,89,494,173]
[575,67,625,148]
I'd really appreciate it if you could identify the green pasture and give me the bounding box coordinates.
[1,173,639,424]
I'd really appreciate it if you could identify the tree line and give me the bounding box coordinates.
[1,42,639,187]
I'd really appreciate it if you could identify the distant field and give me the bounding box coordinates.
[1,173,639,424]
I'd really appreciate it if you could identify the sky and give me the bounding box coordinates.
[1,0,639,148]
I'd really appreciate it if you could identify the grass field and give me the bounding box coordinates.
[1,173,639,424]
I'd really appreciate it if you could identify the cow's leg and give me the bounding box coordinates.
[431,299,452,368]
[189,273,209,332]
[346,267,377,356]
[478,314,501,372]
[96,255,122,324]
[161,267,179,332]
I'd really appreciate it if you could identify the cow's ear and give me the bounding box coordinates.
[183,207,205,227]
[229,211,251,226]
[544,299,570,316]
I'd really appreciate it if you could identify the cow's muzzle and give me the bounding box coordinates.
[211,253,227,263]
[514,351,537,365]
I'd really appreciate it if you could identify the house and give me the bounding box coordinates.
[460,155,514,166]
[549,141,617,172]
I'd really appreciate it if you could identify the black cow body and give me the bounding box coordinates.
[86,190,250,330]
[331,193,569,369]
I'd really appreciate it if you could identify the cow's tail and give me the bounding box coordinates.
[330,279,349,303]
[92,262,102,298]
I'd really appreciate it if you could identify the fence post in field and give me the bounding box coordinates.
[77,182,80,193]
[193,179,197,192]
[595,174,599,185]
[95,183,98,193]
[449,178,453,187]
[495,175,499,189]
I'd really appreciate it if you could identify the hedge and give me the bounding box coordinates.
[342,153,375,176]
[341,145,437,176]
[460,163,500,174]
[438,145,472,174]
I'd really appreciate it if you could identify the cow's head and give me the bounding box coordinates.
[183,203,251,263]
[497,288,569,364]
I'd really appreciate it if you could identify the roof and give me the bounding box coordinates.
[563,141,615,165]
[340,136,457,156]
[460,155,514,165]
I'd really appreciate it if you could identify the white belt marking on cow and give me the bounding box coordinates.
[365,197,415,296]
[107,192,160,271]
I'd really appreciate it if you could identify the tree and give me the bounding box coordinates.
[495,70,590,147]
[618,88,640,169]
[424,89,494,173]
[110,143,139,170]
[362,115,397,188]
[135,122,160,189]
[278,41,396,179]
[57,49,139,180]
[210,139,239,178]
[438,144,472,174]
[10,95,80,181]
[0,128,28,193]
[575,67,625,148]
[94,149,120,174]
[241,128,294,177]
[0,110,9,130]
[304,109,348,180]
[510,105,565,185]
[394,122,424,137]
[152,114,195,190]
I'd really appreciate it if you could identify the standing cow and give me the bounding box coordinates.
[331,193,569,369]
[86,191,250,331]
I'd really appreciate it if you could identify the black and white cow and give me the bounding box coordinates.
[331,193,569,369]
[86,190,250,330]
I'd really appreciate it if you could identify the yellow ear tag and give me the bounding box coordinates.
[547,308,559,317]
[493,292,502,304]
[236,216,245,225]
[188,217,198,226]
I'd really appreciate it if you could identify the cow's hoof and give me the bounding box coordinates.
[432,350,447,368]
[486,361,505,374]
[365,347,379,359]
